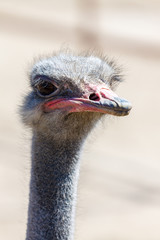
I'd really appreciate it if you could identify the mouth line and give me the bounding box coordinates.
[43,97,131,116]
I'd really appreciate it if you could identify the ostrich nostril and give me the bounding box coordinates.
[89,93,100,101]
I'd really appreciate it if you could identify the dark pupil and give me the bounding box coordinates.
[37,81,57,96]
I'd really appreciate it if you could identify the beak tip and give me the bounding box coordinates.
[124,101,132,111]
[114,97,132,110]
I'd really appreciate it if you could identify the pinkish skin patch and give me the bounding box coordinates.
[43,98,109,114]
[83,83,118,101]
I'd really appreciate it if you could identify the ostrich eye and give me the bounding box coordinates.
[34,76,58,97]
[36,81,57,96]
[109,75,122,88]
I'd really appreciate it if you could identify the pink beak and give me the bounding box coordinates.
[43,85,132,116]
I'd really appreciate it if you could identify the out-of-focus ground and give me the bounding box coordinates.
[0,0,160,239]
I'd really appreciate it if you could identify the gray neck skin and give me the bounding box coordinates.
[26,132,82,240]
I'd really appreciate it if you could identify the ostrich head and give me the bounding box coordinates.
[21,53,131,142]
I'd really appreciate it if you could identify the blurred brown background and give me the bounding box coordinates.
[0,0,160,239]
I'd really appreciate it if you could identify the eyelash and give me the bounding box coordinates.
[110,75,122,86]
[33,76,59,97]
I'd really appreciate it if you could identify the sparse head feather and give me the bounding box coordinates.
[30,53,122,88]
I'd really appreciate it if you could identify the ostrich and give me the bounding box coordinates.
[21,52,131,240]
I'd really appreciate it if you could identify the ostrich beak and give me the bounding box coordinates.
[44,86,132,116]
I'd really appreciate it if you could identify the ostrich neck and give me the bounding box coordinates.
[26,132,82,240]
